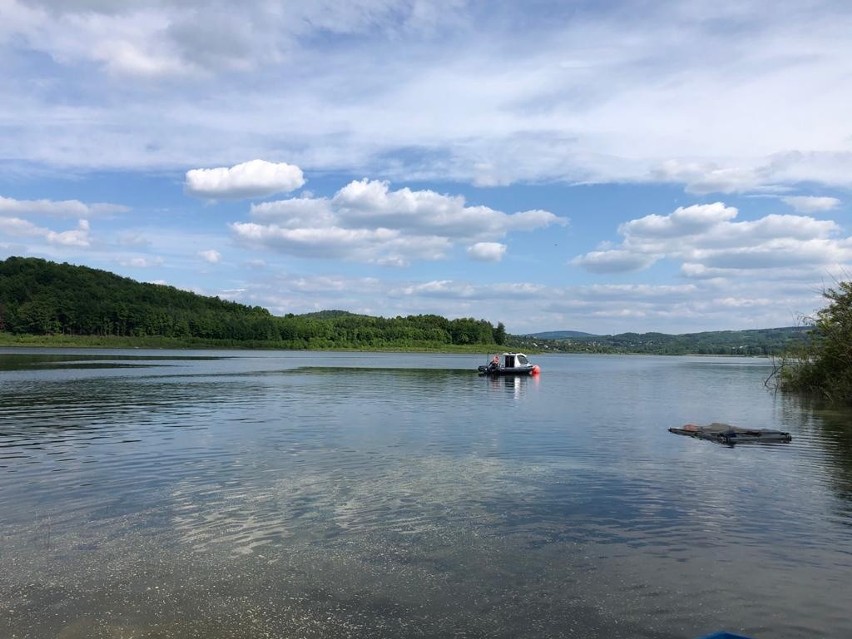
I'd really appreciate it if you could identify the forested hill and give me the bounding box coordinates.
[0,256,811,354]
[515,326,811,356]
[0,257,505,348]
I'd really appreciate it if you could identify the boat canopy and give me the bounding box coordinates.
[499,353,529,367]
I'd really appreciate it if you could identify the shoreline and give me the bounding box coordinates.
[0,333,502,354]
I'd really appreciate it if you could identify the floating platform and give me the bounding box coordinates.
[669,422,792,445]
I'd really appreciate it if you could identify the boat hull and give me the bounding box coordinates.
[478,365,537,376]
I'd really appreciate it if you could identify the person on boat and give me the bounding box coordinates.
[489,355,500,371]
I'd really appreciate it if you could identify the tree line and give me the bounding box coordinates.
[514,327,811,356]
[0,257,506,349]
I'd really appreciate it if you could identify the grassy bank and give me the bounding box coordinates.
[0,332,503,353]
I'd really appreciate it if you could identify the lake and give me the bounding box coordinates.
[1,349,850,638]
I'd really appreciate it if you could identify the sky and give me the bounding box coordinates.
[1,0,851,336]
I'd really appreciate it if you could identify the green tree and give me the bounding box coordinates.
[16,298,60,334]
[779,281,852,404]
[493,322,507,345]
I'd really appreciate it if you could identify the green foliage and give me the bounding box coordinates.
[779,282,852,404]
[0,257,502,350]
[493,322,507,345]
[0,256,272,339]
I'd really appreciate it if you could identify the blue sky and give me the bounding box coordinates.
[1,0,851,335]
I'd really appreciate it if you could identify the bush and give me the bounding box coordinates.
[780,281,852,404]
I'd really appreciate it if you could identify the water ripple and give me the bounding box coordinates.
[2,351,852,638]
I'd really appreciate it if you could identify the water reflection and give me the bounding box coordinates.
[1,351,852,638]
[484,372,540,399]
[0,349,225,371]
[776,393,852,516]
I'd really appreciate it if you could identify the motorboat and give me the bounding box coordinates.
[478,352,540,376]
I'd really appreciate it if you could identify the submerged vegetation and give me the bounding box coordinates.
[0,257,505,350]
[775,281,852,405]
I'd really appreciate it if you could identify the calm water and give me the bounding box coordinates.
[1,349,851,638]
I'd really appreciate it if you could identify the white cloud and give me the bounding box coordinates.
[574,202,851,278]
[0,216,43,237]
[651,162,771,195]
[232,179,564,264]
[185,160,305,199]
[120,256,164,268]
[3,1,852,193]
[0,216,91,247]
[331,179,564,238]
[46,219,90,247]
[571,250,659,274]
[230,221,450,265]
[399,280,477,298]
[734,215,838,241]
[2,1,196,78]
[0,196,128,217]
[782,195,841,213]
[467,242,507,262]
[116,232,151,247]
[198,249,221,264]
[578,284,698,302]
[250,198,336,228]
[620,203,738,239]
[93,35,193,78]
[692,238,846,270]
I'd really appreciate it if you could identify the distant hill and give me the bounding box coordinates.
[512,326,812,356]
[0,256,813,355]
[524,330,598,339]
[0,256,504,349]
[0,255,271,338]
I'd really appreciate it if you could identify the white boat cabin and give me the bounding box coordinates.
[494,353,530,368]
